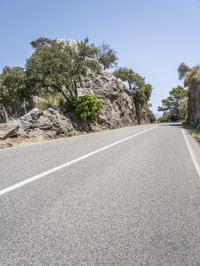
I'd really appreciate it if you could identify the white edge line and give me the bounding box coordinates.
[181,128,200,178]
[0,126,158,196]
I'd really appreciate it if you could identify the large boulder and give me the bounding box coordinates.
[77,71,138,129]
[0,124,19,140]
[19,108,74,138]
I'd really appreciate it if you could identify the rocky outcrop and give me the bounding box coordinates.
[0,108,75,143]
[78,71,138,129]
[188,84,200,131]
[0,71,152,146]
[0,124,19,140]
[18,108,74,138]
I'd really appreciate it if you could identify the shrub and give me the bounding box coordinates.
[71,93,102,121]
[158,112,171,123]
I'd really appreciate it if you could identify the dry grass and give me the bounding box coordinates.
[0,130,91,149]
[0,136,46,149]
[0,123,7,128]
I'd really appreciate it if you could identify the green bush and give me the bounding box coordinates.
[71,93,102,121]
[158,112,171,123]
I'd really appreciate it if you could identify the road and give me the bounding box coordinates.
[0,123,200,265]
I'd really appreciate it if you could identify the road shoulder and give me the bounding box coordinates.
[182,128,200,178]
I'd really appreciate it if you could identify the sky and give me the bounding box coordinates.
[0,0,200,114]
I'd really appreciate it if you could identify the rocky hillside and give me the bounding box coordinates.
[188,83,200,130]
[77,71,138,129]
[0,70,152,148]
[180,64,200,131]
[0,38,154,147]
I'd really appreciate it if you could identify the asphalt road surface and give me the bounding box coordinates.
[0,123,200,265]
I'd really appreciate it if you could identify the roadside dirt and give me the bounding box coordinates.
[184,124,200,144]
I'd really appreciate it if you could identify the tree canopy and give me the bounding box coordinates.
[177,63,200,86]
[113,67,153,123]
[0,36,154,123]
[178,63,191,80]
[113,67,153,107]
[30,37,54,50]
[113,67,144,91]
[96,42,118,70]
[0,66,28,119]
[26,38,90,100]
[158,86,187,121]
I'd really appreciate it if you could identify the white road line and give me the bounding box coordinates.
[0,126,158,196]
[181,128,200,178]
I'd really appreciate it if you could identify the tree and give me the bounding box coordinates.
[178,97,188,121]
[78,37,98,59]
[96,42,118,70]
[79,38,101,73]
[146,104,156,123]
[113,67,152,106]
[178,63,191,80]
[113,67,144,90]
[113,67,153,123]
[177,63,200,87]
[158,86,187,121]
[135,83,153,107]
[184,65,200,87]
[30,37,54,49]
[0,66,28,120]
[158,112,171,123]
[26,38,91,101]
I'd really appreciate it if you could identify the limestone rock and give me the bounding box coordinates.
[77,71,137,129]
[21,108,43,122]
[188,84,200,131]
[18,108,74,138]
[0,124,19,140]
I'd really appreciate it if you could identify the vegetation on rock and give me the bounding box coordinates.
[113,67,153,123]
[26,38,90,100]
[0,67,29,121]
[177,63,200,129]
[158,86,187,122]
[0,37,154,127]
[70,93,103,122]
[95,42,118,70]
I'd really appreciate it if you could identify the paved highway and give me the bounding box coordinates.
[0,124,200,265]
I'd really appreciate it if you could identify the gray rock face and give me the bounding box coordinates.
[78,71,138,129]
[0,70,151,143]
[188,84,200,131]
[18,108,74,138]
[0,124,19,140]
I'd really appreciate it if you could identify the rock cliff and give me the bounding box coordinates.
[188,84,200,130]
[77,71,138,129]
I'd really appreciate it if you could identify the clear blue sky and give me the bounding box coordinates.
[1,0,200,113]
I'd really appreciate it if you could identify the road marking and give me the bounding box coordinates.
[181,128,200,178]
[0,126,158,196]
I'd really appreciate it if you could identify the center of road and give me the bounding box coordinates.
[0,126,158,196]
